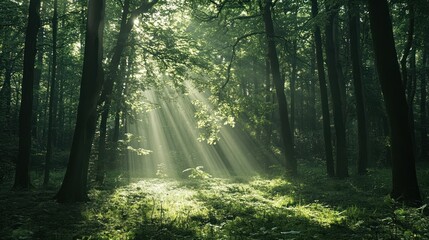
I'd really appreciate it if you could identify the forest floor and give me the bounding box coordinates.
[1,163,429,240]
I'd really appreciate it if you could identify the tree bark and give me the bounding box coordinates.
[400,2,415,91]
[0,67,12,134]
[290,39,297,143]
[324,3,348,178]
[311,0,334,177]
[262,0,296,174]
[13,0,41,190]
[368,0,421,205]
[348,0,368,175]
[56,0,105,203]
[96,0,158,184]
[44,0,59,187]
[421,48,428,160]
[32,23,44,142]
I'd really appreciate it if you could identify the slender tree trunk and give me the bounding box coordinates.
[325,3,348,178]
[13,0,41,190]
[290,39,297,143]
[57,1,67,149]
[32,24,43,142]
[0,67,12,132]
[348,0,368,175]
[401,2,417,157]
[421,48,428,160]
[310,42,317,132]
[368,0,421,205]
[400,2,415,91]
[43,0,59,187]
[311,0,334,177]
[55,0,105,203]
[96,0,131,184]
[96,0,158,184]
[57,66,65,148]
[264,57,273,144]
[262,0,296,174]
[408,47,417,156]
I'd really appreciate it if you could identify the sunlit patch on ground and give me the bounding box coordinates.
[1,167,428,239]
[78,173,429,239]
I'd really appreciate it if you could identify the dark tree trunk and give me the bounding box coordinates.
[96,0,158,184]
[368,0,421,205]
[290,39,297,143]
[55,0,105,203]
[0,67,12,133]
[408,47,417,156]
[57,66,65,148]
[32,25,43,142]
[421,48,428,160]
[264,57,273,145]
[311,0,334,177]
[348,0,368,175]
[401,2,417,156]
[400,2,414,91]
[95,0,131,184]
[57,1,67,149]
[44,0,59,187]
[262,0,296,174]
[13,0,41,190]
[325,3,348,178]
[310,42,317,132]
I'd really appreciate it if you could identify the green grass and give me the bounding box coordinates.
[0,164,428,239]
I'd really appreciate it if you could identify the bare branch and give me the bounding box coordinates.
[220,31,265,91]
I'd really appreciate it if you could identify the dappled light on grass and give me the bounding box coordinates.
[1,167,429,239]
[81,174,429,240]
[84,177,351,239]
[126,82,274,178]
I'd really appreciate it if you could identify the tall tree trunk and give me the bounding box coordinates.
[310,42,317,132]
[325,3,348,178]
[55,0,105,203]
[368,0,421,205]
[311,0,334,177]
[96,0,158,184]
[290,39,297,143]
[421,48,428,160]
[262,0,296,174]
[400,2,415,91]
[43,0,59,187]
[57,0,67,149]
[401,2,417,157]
[264,57,273,145]
[13,0,41,190]
[0,67,12,134]
[348,0,368,175]
[32,23,43,143]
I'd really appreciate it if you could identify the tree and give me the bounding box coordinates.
[44,0,59,187]
[13,0,41,190]
[96,0,158,184]
[324,2,348,178]
[56,0,105,203]
[311,0,334,177]
[348,0,368,175]
[368,0,421,204]
[421,46,428,160]
[261,0,296,174]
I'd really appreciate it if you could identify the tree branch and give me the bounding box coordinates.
[220,31,265,91]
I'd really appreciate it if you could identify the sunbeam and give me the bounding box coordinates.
[126,83,275,178]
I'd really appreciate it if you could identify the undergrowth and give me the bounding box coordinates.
[0,164,428,239]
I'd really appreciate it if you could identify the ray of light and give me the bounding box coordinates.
[126,82,276,178]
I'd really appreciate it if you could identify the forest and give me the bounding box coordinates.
[0,0,429,239]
